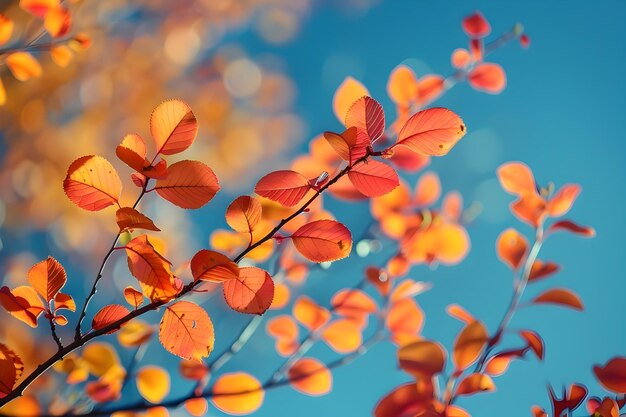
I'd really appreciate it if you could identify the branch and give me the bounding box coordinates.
[47,315,63,351]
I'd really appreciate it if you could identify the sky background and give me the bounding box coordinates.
[1,1,625,416]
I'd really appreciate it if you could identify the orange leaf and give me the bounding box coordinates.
[394,108,466,156]
[455,373,495,396]
[143,159,168,180]
[54,292,76,312]
[549,220,595,237]
[150,100,198,155]
[547,184,580,217]
[0,14,13,46]
[592,397,620,417]
[333,77,369,123]
[125,235,177,301]
[190,249,239,283]
[44,6,71,38]
[19,0,59,18]
[159,301,214,361]
[185,398,208,417]
[293,296,330,331]
[416,75,445,105]
[529,260,560,282]
[321,319,362,353]
[347,160,399,197]
[0,395,40,416]
[0,286,46,327]
[594,357,626,394]
[291,219,352,262]
[288,358,332,396]
[116,134,148,173]
[414,172,441,206]
[345,96,385,142]
[388,145,430,172]
[63,155,122,211]
[27,256,66,302]
[254,170,310,207]
[0,343,24,399]
[269,282,290,310]
[267,315,298,340]
[123,287,144,309]
[92,305,129,333]
[532,288,584,310]
[323,127,368,165]
[155,160,219,209]
[497,162,536,196]
[331,289,377,320]
[116,207,160,232]
[387,65,419,107]
[226,196,262,233]
[451,48,471,69]
[390,279,431,303]
[179,360,208,381]
[211,372,264,415]
[462,12,491,38]
[397,340,446,378]
[136,366,170,403]
[50,45,72,67]
[386,298,424,345]
[453,321,488,370]
[468,63,506,94]
[446,304,476,324]
[520,330,544,360]
[485,354,514,377]
[6,52,42,81]
[496,228,528,270]
[223,267,274,315]
[0,78,6,106]
[118,320,154,347]
[374,383,432,417]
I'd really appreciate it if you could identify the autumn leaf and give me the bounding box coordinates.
[290,220,352,262]
[0,343,24,399]
[288,358,332,396]
[123,287,145,309]
[225,196,262,234]
[159,301,214,361]
[468,63,506,94]
[548,220,595,237]
[496,228,528,270]
[446,304,476,324]
[374,383,433,417]
[455,373,495,396]
[333,77,369,123]
[414,172,441,207]
[136,366,170,403]
[453,321,488,370]
[44,6,71,38]
[0,286,46,327]
[321,319,362,353]
[267,315,299,357]
[330,289,377,321]
[345,96,385,142]
[150,100,198,155]
[6,52,42,81]
[63,155,122,211]
[323,127,368,165]
[347,160,399,197]
[92,305,130,333]
[397,340,447,378]
[520,330,544,360]
[254,170,311,207]
[497,162,536,196]
[385,298,424,345]
[293,297,331,331]
[26,256,67,303]
[185,398,208,417]
[223,267,274,315]
[125,235,178,301]
[532,288,584,310]
[116,134,149,173]
[118,320,154,347]
[387,65,419,107]
[394,108,466,156]
[190,249,239,283]
[451,48,471,69]
[211,372,264,415]
[593,357,626,394]
[154,160,220,209]
[462,11,491,38]
[54,292,76,312]
[529,261,560,282]
[547,184,581,217]
[116,207,160,232]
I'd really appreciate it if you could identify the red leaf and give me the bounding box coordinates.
[190,250,239,283]
[532,288,584,310]
[345,96,385,142]
[462,12,491,38]
[549,220,595,237]
[63,155,122,211]
[92,305,130,333]
[468,63,506,94]
[394,108,466,156]
[593,357,626,394]
[159,301,214,361]
[254,170,311,207]
[520,34,531,48]
[223,267,274,315]
[291,220,352,262]
[155,160,220,209]
[347,160,399,197]
[150,100,198,155]
[520,330,544,360]
[116,207,160,232]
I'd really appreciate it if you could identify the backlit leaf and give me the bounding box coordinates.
[6,52,42,81]
[331,289,377,320]
[44,6,71,38]
[211,372,264,415]
[456,373,495,396]
[451,48,471,69]
[348,160,399,197]
[125,235,178,301]
[288,358,332,396]
[497,162,536,195]
[496,228,528,270]
[191,250,239,283]
[397,340,446,378]
[386,298,424,345]
[291,220,352,262]
[54,292,76,312]
[394,108,466,156]
[387,65,418,107]
[414,172,441,206]
[374,382,432,417]
[28,256,66,302]
[136,366,170,403]
[118,320,154,347]
[547,184,580,217]
[223,267,274,315]
[150,100,198,155]
[0,286,46,327]
[92,305,130,333]
[63,155,122,211]
[453,321,488,370]
[0,343,24,399]
[323,127,368,165]
[345,96,385,142]
[333,77,369,123]
[185,398,208,417]
[446,304,476,324]
[116,134,148,172]
[532,288,584,310]
[159,301,214,361]
[321,319,362,353]
[116,207,160,232]
[123,287,145,309]
[468,63,506,94]
[293,296,330,331]
[593,357,626,393]
[226,196,262,234]
[155,160,219,209]
[254,170,310,207]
